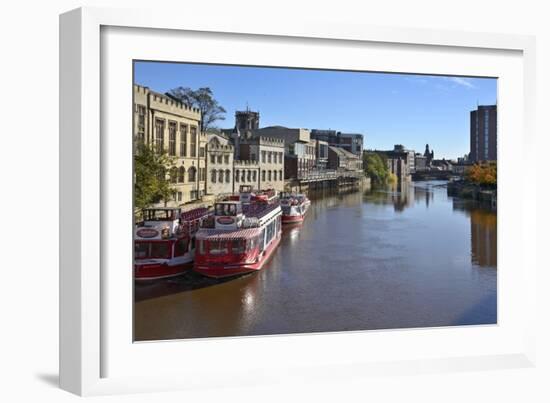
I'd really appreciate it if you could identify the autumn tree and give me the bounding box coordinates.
[467,162,497,187]
[166,87,226,131]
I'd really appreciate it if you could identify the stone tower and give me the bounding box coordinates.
[235,109,260,137]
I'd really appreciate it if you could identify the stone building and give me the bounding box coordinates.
[310,129,364,157]
[327,146,363,171]
[239,136,285,191]
[206,133,234,197]
[234,160,260,192]
[252,126,316,179]
[133,84,206,207]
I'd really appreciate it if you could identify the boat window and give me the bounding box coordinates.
[198,239,205,255]
[135,242,149,258]
[215,203,238,216]
[231,239,246,254]
[135,241,171,259]
[143,209,175,221]
[174,239,188,256]
[209,239,228,255]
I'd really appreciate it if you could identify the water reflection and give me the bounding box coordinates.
[452,198,497,267]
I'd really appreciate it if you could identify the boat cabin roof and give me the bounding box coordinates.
[197,227,262,240]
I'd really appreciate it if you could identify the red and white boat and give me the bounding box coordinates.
[227,185,278,204]
[279,192,310,224]
[193,198,282,279]
[134,207,210,280]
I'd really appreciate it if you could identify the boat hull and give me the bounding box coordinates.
[134,261,193,280]
[194,233,281,279]
[282,214,305,224]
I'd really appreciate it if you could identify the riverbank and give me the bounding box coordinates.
[447,180,497,209]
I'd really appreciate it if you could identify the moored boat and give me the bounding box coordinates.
[134,207,210,280]
[279,192,310,224]
[193,199,282,278]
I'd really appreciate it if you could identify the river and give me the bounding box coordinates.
[134,180,497,341]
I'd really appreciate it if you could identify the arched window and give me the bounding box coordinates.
[241,170,246,182]
[188,167,196,182]
[262,170,266,182]
[218,170,224,183]
[225,170,230,183]
[247,170,251,182]
[178,166,185,183]
[211,169,216,183]
[235,169,240,182]
[268,170,272,181]
[170,167,178,184]
[157,167,166,182]
[279,170,283,181]
[252,171,257,182]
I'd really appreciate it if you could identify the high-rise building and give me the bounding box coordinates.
[470,105,497,162]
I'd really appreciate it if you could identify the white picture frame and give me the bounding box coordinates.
[60,6,538,396]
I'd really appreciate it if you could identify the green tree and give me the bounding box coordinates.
[166,87,226,131]
[134,143,177,211]
[363,152,390,186]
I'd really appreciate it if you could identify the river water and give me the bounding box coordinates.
[134,180,497,341]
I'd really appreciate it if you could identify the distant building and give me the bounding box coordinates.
[235,109,260,134]
[378,148,411,180]
[310,129,364,157]
[415,153,427,171]
[431,159,453,171]
[239,136,285,191]
[206,133,234,197]
[314,139,329,169]
[327,146,363,171]
[424,144,434,166]
[470,105,497,162]
[393,145,416,173]
[233,160,260,192]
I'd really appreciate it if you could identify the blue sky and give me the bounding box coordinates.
[134,61,497,159]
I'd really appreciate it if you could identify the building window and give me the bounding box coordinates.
[211,169,216,183]
[268,152,272,163]
[136,105,146,144]
[177,192,182,202]
[268,170,272,181]
[224,155,229,164]
[217,155,222,164]
[190,190,198,200]
[225,170,230,183]
[188,166,196,182]
[247,170,251,182]
[170,167,178,184]
[210,154,216,164]
[262,170,266,182]
[154,119,165,153]
[168,122,177,156]
[279,170,283,180]
[199,147,205,158]
[241,170,246,182]
[190,127,197,157]
[178,166,185,183]
[180,124,188,156]
[261,151,266,163]
[235,170,240,182]
[252,171,257,182]
[218,170,224,183]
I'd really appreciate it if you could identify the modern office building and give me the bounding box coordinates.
[470,105,497,162]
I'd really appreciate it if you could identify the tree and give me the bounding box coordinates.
[467,162,497,187]
[363,152,390,186]
[166,87,226,131]
[134,143,177,211]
